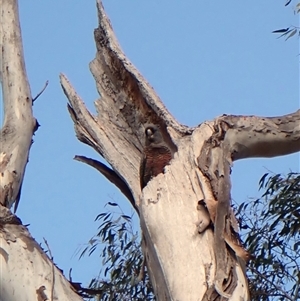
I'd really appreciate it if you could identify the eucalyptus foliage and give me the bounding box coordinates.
[237,172,300,301]
[80,202,155,301]
[272,1,300,40]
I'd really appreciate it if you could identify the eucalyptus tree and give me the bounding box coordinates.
[0,1,299,301]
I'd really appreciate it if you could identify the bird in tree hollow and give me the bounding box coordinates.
[140,124,173,189]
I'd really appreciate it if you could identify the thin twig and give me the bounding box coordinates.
[32,80,49,102]
[248,266,294,301]
[69,268,73,282]
[43,237,55,301]
[293,278,300,301]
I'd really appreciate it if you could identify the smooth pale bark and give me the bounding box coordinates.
[217,112,300,160]
[0,1,83,301]
[0,0,36,210]
[0,208,83,301]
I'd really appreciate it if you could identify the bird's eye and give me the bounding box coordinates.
[146,128,154,136]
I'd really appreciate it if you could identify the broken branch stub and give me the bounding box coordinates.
[60,0,186,207]
[0,0,38,211]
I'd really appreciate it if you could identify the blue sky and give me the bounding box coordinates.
[2,0,298,287]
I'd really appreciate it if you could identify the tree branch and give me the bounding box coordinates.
[0,0,37,210]
[32,80,49,102]
[74,155,138,212]
[248,266,294,301]
[0,206,83,301]
[216,111,300,160]
[0,2,86,300]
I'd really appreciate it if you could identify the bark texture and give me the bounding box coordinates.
[0,1,84,301]
[0,0,37,211]
[61,1,300,300]
[0,207,83,301]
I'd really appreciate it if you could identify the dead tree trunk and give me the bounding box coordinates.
[60,1,300,300]
[0,1,83,300]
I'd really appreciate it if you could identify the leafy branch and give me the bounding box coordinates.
[272,2,300,40]
[237,172,300,301]
[79,202,155,301]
